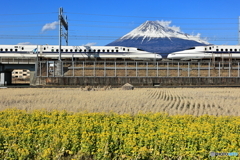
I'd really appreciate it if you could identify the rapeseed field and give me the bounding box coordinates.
[0,109,239,159]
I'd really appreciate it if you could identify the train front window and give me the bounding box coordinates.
[137,48,144,51]
[187,47,195,50]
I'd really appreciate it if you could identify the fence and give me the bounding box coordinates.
[36,60,240,77]
[0,58,36,64]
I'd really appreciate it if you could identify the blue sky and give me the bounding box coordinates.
[0,0,240,46]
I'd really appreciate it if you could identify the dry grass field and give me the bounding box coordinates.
[0,87,239,116]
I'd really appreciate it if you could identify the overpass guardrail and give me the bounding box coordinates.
[36,60,240,78]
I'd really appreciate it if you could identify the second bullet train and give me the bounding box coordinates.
[0,44,162,61]
[167,45,240,60]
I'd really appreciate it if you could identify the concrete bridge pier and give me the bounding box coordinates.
[0,71,12,86]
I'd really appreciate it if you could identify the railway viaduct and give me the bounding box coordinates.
[0,58,35,85]
[1,57,240,87]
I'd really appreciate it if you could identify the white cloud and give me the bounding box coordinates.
[17,42,32,45]
[41,21,58,33]
[157,20,180,32]
[83,42,96,46]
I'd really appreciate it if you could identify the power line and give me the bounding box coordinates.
[0,12,57,16]
[69,19,238,25]
[0,34,239,41]
[0,23,237,30]
[0,24,49,28]
[0,20,57,23]
[66,12,238,19]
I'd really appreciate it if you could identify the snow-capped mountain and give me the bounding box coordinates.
[107,20,210,57]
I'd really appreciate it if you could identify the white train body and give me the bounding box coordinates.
[0,45,162,61]
[167,45,240,60]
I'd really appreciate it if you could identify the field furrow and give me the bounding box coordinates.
[0,88,239,116]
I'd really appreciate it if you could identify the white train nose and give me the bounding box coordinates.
[167,53,175,59]
[155,54,162,60]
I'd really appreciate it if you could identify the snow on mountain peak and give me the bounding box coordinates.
[120,20,209,44]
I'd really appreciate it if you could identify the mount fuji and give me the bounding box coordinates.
[106,20,210,57]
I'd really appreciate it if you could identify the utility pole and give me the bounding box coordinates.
[239,16,240,45]
[57,7,68,76]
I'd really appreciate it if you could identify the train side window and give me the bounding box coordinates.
[209,47,211,50]
[80,49,82,52]
[0,49,3,51]
[65,49,68,52]
[225,49,228,52]
[97,49,100,52]
[15,49,18,52]
[128,49,129,51]
[5,49,8,51]
[56,49,59,52]
[61,49,63,52]
[22,47,24,50]
[44,47,46,50]
[10,49,13,52]
[123,48,125,51]
[235,49,237,52]
[221,49,223,51]
[112,50,114,52]
[70,49,72,52]
[216,49,219,52]
[205,48,207,51]
[75,49,77,52]
[107,50,109,52]
[102,50,105,52]
[230,49,232,52]
[51,49,54,52]
[116,50,118,52]
[93,49,96,52]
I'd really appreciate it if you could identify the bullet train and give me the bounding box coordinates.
[0,44,162,61]
[167,45,240,60]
